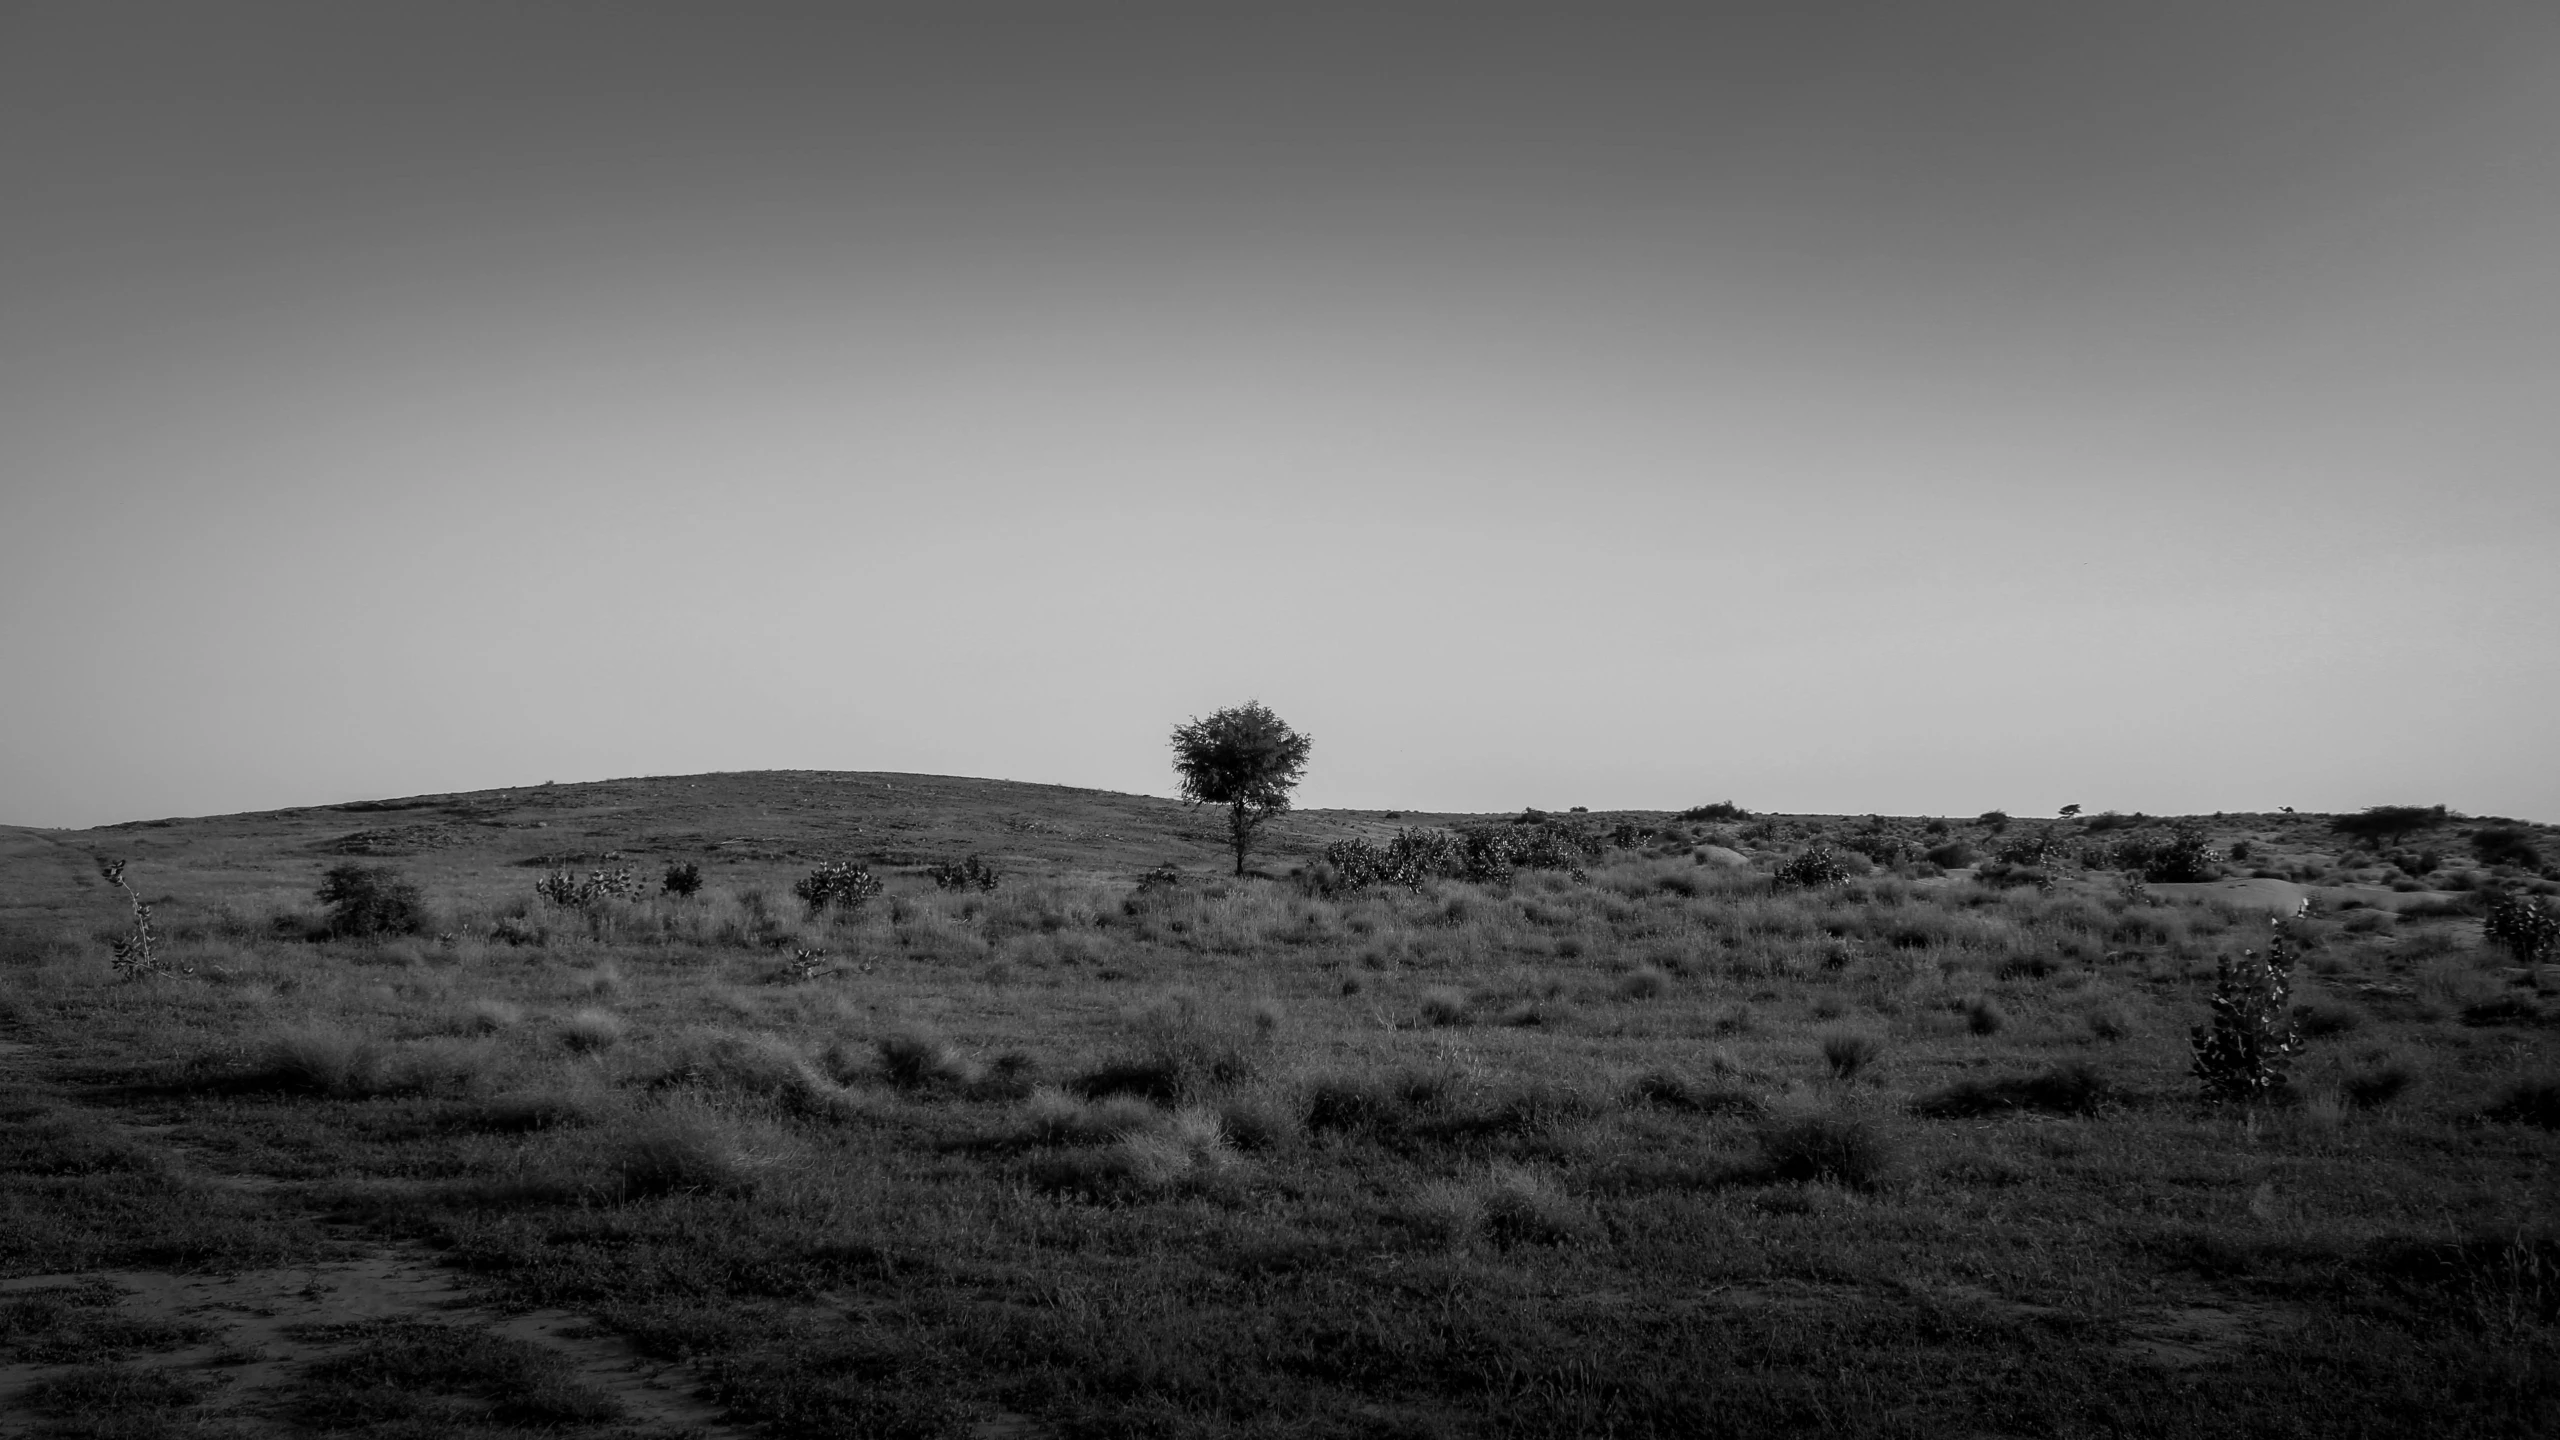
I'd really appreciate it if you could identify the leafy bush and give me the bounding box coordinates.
[2332,805,2447,848]
[2099,824,2220,883]
[317,863,426,938]
[794,860,884,915]
[1682,801,1749,821]
[660,860,703,898]
[2190,923,2303,1105]
[1995,828,2072,868]
[2473,827,2546,871]
[535,867,642,908]
[1775,845,1851,890]
[1924,841,1977,869]
[2483,892,2560,963]
[927,855,1002,892]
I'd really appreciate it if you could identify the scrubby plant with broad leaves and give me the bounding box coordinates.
[2190,920,2304,1105]
[1321,818,1602,893]
[2482,891,2560,964]
[96,857,185,979]
[1995,827,2073,869]
[661,859,704,898]
[927,855,1002,892]
[794,859,884,915]
[1774,844,1850,890]
[318,862,426,938]
[535,866,643,908]
[1682,800,1749,822]
[2138,823,2222,883]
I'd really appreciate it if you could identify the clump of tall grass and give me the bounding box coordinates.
[1072,988,1273,1102]
[606,1107,762,1199]
[653,1030,862,1119]
[1418,986,1472,1026]
[1624,1070,1762,1117]
[1029,1103,1236,1197]
[2337,1057,2413,1110]
[1818,1028,1883,1080]
[556,1008,625,1053]
[1413,1164,1593,1248]
[870,1025,984,1093]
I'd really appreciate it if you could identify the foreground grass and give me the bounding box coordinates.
[2,795,2555,1438]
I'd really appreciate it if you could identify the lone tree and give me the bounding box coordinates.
[1170,701,1313,876]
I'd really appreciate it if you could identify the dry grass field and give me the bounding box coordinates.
[2,774,2555,1438]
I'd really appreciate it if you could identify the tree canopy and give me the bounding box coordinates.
[1170,701,1312,876]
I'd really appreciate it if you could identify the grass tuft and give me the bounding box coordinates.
[556,1007,625,1053]
[1818,1028,1883,1080]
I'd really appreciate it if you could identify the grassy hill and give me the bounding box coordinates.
[1,773,2554,1437]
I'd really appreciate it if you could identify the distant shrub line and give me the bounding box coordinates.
[1318,819,1606,892]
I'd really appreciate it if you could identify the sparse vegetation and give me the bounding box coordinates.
[2,778,2552,1437]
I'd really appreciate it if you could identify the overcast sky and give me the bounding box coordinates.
[4,3,2556,828]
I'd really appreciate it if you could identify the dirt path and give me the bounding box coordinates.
[0,1048,753,1439]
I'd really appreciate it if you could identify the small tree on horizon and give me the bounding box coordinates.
[1170,701,1313,877]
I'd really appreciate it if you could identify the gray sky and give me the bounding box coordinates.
[5,3,2556,827]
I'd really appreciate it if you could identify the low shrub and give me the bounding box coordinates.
[2482,1077,2560,1129]
[661,860,704,898]
[534,867,642,909]
[2085,1004,2133,1041]
[317,863,426,938]
[794,860,885,915]
[1755,1114,1895,1189]
[2472,827,2544,871]
[1913,1062,2109,1118]
[927,855,1002,892]
[1624,1071,1761,1116]
[1924,842,1978,869]
[2342,1060,2415,1109]
[1682,802,1749,822]
[1964,998,2007,1036]
[1775,846,1852,890]
[2295,1000,2365,1038]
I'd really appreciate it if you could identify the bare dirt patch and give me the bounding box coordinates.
[0,1252,740,1438]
